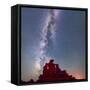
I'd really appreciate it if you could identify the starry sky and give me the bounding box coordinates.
[21,7,86,81]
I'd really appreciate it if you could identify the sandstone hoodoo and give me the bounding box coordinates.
[37,59,76,82]
[21,59,76,84]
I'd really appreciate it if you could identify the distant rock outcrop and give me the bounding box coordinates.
[21,59,76,84]
[37,59,76,82]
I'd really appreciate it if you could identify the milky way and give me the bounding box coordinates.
[34,10,59,80]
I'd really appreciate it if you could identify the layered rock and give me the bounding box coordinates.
[37,59,76,82]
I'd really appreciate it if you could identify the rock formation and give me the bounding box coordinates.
[37,59,76,82]
[21,59,76,84]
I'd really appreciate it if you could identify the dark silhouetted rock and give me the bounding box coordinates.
[37,59,76,82]
[21,59,76,84]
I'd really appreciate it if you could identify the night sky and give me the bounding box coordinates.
[21,7,86,81]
